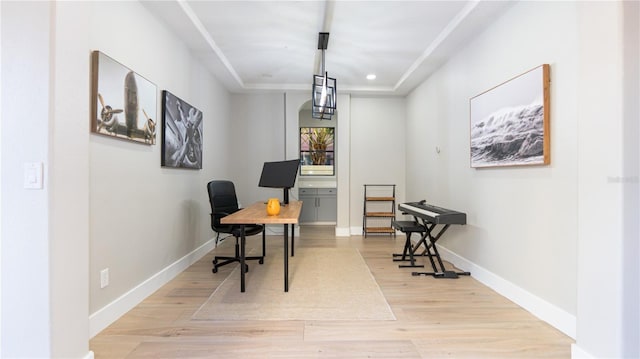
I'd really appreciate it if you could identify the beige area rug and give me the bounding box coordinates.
[193,247,396,321]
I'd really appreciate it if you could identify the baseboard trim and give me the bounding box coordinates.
[438,245,576,339]
[335,226,350,237]
[571,344,595,358]
[88,238,216,338]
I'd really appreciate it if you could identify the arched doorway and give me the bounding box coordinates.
[297,100,337,226]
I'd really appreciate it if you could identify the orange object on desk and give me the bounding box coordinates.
[266,198,281,215]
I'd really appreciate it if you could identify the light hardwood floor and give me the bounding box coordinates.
[90,226,573,358]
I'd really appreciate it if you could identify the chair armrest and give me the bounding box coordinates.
[212,211,232,217]
[211,211,232,227]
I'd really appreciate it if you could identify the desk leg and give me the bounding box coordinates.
[291,224,295,257]
[284,223,289,292]
[240,225,246,292]
[262,226,266,258]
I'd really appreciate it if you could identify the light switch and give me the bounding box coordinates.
[24,162,44,189]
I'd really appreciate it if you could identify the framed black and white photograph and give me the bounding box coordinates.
[470,64,550,168]
[161,90,203,169]
[90,51,157,144]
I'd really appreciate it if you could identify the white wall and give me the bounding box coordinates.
[2,1,236,354]
[2,0,238,345]
[407,1,578,335]
[406,2,640,357]
[86,0,233,322]
[51,2,91,356]
[621,2,640,356]
[229,93,287,209]
[575,2,639,358]
[334,94,351,235]
[0,0,3,348]
[349,97,406,234]
[1,2,54,356]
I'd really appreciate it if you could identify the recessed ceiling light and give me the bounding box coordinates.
[366,74,377,80]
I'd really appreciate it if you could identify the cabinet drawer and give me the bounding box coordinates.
[317,188,336,196]
[299,188,317,196]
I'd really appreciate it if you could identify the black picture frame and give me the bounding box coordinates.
[161,90,203,169]
[300,127,334,176]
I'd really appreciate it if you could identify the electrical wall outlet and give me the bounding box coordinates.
[100,268,109,288]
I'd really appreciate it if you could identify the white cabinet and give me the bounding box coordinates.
[299,188,337,224]
[299,188,316,223]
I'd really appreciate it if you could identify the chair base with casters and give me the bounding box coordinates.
[212,225,265,273]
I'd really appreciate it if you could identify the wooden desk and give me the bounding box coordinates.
[221,200,302,292]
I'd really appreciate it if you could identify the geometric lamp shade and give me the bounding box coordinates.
[311,73,337,120]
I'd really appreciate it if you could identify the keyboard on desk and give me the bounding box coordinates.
[398,201,466,225]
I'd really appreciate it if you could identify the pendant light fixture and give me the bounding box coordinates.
[312,32,337,120]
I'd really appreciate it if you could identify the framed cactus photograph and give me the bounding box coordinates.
[300,127,334,176]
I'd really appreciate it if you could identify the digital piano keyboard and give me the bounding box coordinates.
[398,200,466,225]
[395,200,470,278]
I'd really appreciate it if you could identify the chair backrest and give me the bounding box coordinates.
[207,180,239,232]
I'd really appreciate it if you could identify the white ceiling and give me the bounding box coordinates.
[141,1,513,96]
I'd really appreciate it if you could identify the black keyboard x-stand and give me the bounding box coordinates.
[410,219,471,279]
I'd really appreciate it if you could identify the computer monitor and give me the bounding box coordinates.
[258,159,300,204]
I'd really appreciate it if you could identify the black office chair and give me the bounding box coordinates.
[207,180,265,273]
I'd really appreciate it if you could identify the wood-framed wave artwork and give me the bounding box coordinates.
[470,64,550,168]
[90,51,157,145]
